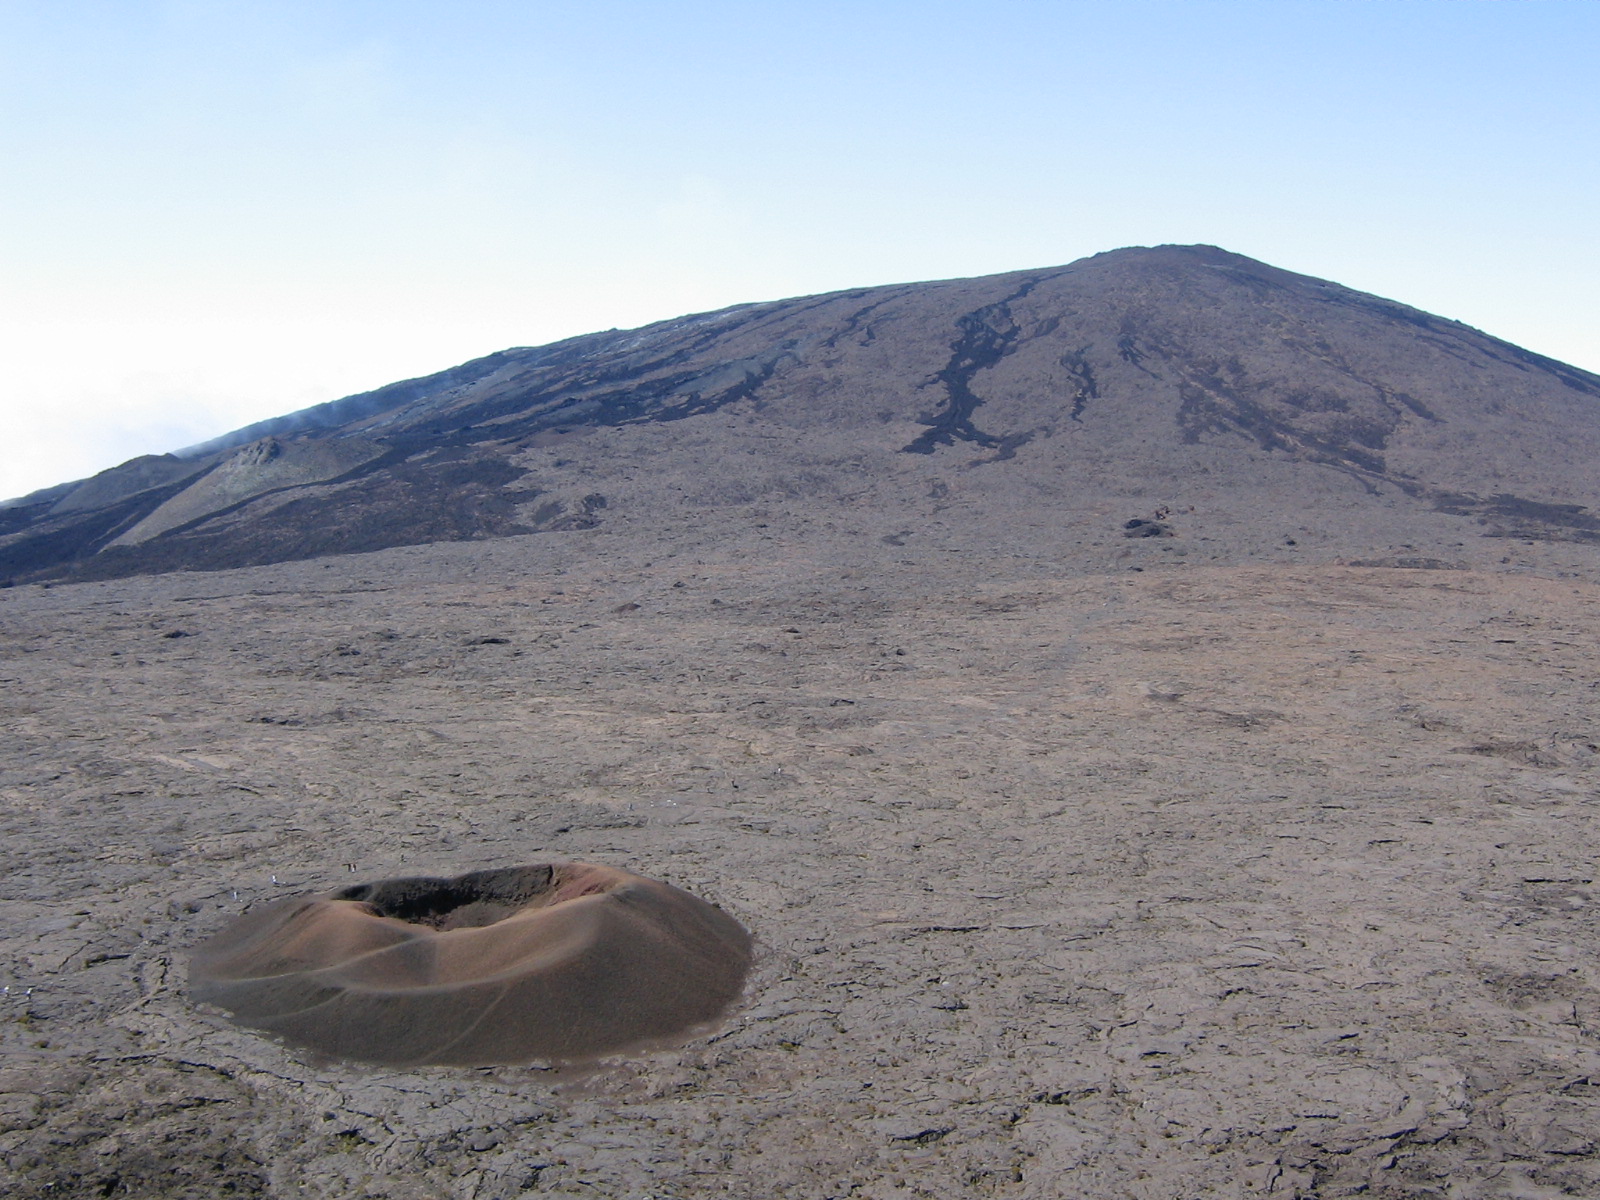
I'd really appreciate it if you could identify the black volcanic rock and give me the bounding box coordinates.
[6,244,1600,583]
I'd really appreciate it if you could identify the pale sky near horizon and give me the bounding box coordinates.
[2,0,1596,501]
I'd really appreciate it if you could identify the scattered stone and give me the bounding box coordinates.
[868,1118,953,1145]
[1122,519,1173,538]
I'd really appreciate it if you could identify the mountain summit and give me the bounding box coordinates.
[6,245,1600,583]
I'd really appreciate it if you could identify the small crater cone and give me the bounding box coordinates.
[188,862,753,1066]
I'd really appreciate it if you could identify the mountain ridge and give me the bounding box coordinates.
[6,244,1600,584]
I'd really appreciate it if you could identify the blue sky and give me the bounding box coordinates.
[2,0,1597,499]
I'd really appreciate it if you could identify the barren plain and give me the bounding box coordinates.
[5,529,1600,1198]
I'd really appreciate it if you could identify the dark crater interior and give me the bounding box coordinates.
[333,865,558,931]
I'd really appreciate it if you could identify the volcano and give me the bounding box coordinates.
[5,244,1599,583]
[11,246,1600,1197]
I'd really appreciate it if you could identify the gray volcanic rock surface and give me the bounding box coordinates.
[5,248,1600,1197]
[5,244,1600,584]
[4,541,1600,1197]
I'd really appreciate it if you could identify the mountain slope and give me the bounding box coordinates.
[6,244,1600,584]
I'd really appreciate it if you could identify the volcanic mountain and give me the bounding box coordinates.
[6,243,1600,583]
[14,245,1600,1199]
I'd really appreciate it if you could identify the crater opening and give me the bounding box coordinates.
[332,865,558,930]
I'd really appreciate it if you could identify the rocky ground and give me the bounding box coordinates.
[4,530,1600,1198]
